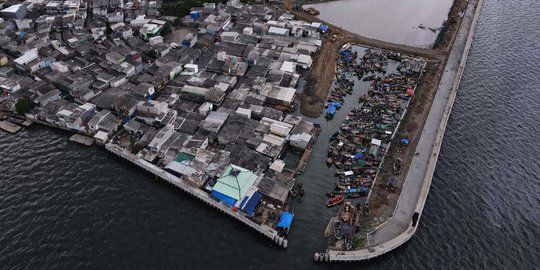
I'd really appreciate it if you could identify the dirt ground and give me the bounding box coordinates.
[284,0,469,117]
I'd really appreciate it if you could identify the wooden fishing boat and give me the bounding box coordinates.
[329,131,340,142]
[333,220,343,240]
[298,188,304,203]
[326,195,345,207]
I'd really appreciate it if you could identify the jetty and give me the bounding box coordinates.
[69,134,95,146]
[315,0,484,262]
[0,120,22,134]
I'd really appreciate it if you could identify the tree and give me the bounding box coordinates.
[160,23,172,37]
[15,97,36,115]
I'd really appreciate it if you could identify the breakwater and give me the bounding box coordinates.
[315,0,484,262]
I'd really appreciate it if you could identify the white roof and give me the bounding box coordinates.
[371,138,382,146]
[94,131,108,141]
[269,86,296,103]
[236,108,251,118]
[14,49,38,66]
[297,54,312,65]
[2,4,23,13]
[280,61,296,73]
[269,159,285,173]
[268,26,289,35]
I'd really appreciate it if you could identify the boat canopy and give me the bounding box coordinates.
[277,211,294,229]
[326,104,337,114]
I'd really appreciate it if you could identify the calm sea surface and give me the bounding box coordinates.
[303,0,454,47]
[1,0,539,269]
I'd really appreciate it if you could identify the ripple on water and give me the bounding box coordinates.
[1,0,540,269]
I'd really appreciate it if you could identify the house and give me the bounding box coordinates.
[133,83,155,99]
[0,4,27,20]
[87,109,120,135]
[14,49,39,70]
[148,124,175,151]
[35,89,61,107]
[210,164,262,215]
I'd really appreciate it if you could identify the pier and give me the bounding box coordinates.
[104,143,289,248]
[315,0,484,262]
[0,120,22,134]
[69,134,95,146]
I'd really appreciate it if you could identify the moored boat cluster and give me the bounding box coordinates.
[325,45,426,250]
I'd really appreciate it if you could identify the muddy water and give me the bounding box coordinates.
[303,0,454,48]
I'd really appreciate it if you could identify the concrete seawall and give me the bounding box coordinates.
[317,0,484,262]
[104,143,289,248]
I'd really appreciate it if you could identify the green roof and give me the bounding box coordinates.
[175,153,194,164]
[212,164,258,201]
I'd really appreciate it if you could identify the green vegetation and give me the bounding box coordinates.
[130,137,144,154]
[15,97,36,115]
[131,144,144,154]
[160,0,226,17]
[160,23,172,37]
[352,236,367,249]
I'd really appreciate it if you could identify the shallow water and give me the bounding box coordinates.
[303,0,454,48]
[1,0,539,268]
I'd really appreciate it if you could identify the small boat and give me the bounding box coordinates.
[326,195,344,207]
[344,237,353,250]
[393,158,402,175]
[329,131,340,142]
[326,156,333,166]
[290,183,303,198]
[329,187,369,196]
[298,188,304,203]
[363,74,376,81]
[333,220,343,240]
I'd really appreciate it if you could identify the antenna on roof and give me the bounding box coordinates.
[229,167,242,200]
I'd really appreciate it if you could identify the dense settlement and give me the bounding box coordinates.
[0,0,328,246]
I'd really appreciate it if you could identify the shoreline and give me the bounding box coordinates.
[316,0,484,262]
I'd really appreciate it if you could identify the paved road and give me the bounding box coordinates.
[368,0,480,246]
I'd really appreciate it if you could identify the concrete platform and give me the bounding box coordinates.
[21,119,33,127]
[0,120,22,134]
[69,134,95,146]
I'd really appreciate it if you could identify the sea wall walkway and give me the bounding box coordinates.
[317,0,484,262]
[104,143,289,248]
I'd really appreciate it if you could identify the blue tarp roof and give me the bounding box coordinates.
[340,51,351,56]
[353,152,364,159]
[277,211,294,229]
[343,57,353,61]
[326,104,337,114]
[331,101,342,107]
[401,138,410,145]
[319,24,328,32]
[211,190,237,206]
[349,187,369,193]
[239,191,262,216]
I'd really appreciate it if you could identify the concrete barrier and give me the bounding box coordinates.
[104,143,285,247]
[319,0,485,262]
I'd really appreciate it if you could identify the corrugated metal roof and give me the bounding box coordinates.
[212,164,258,200]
